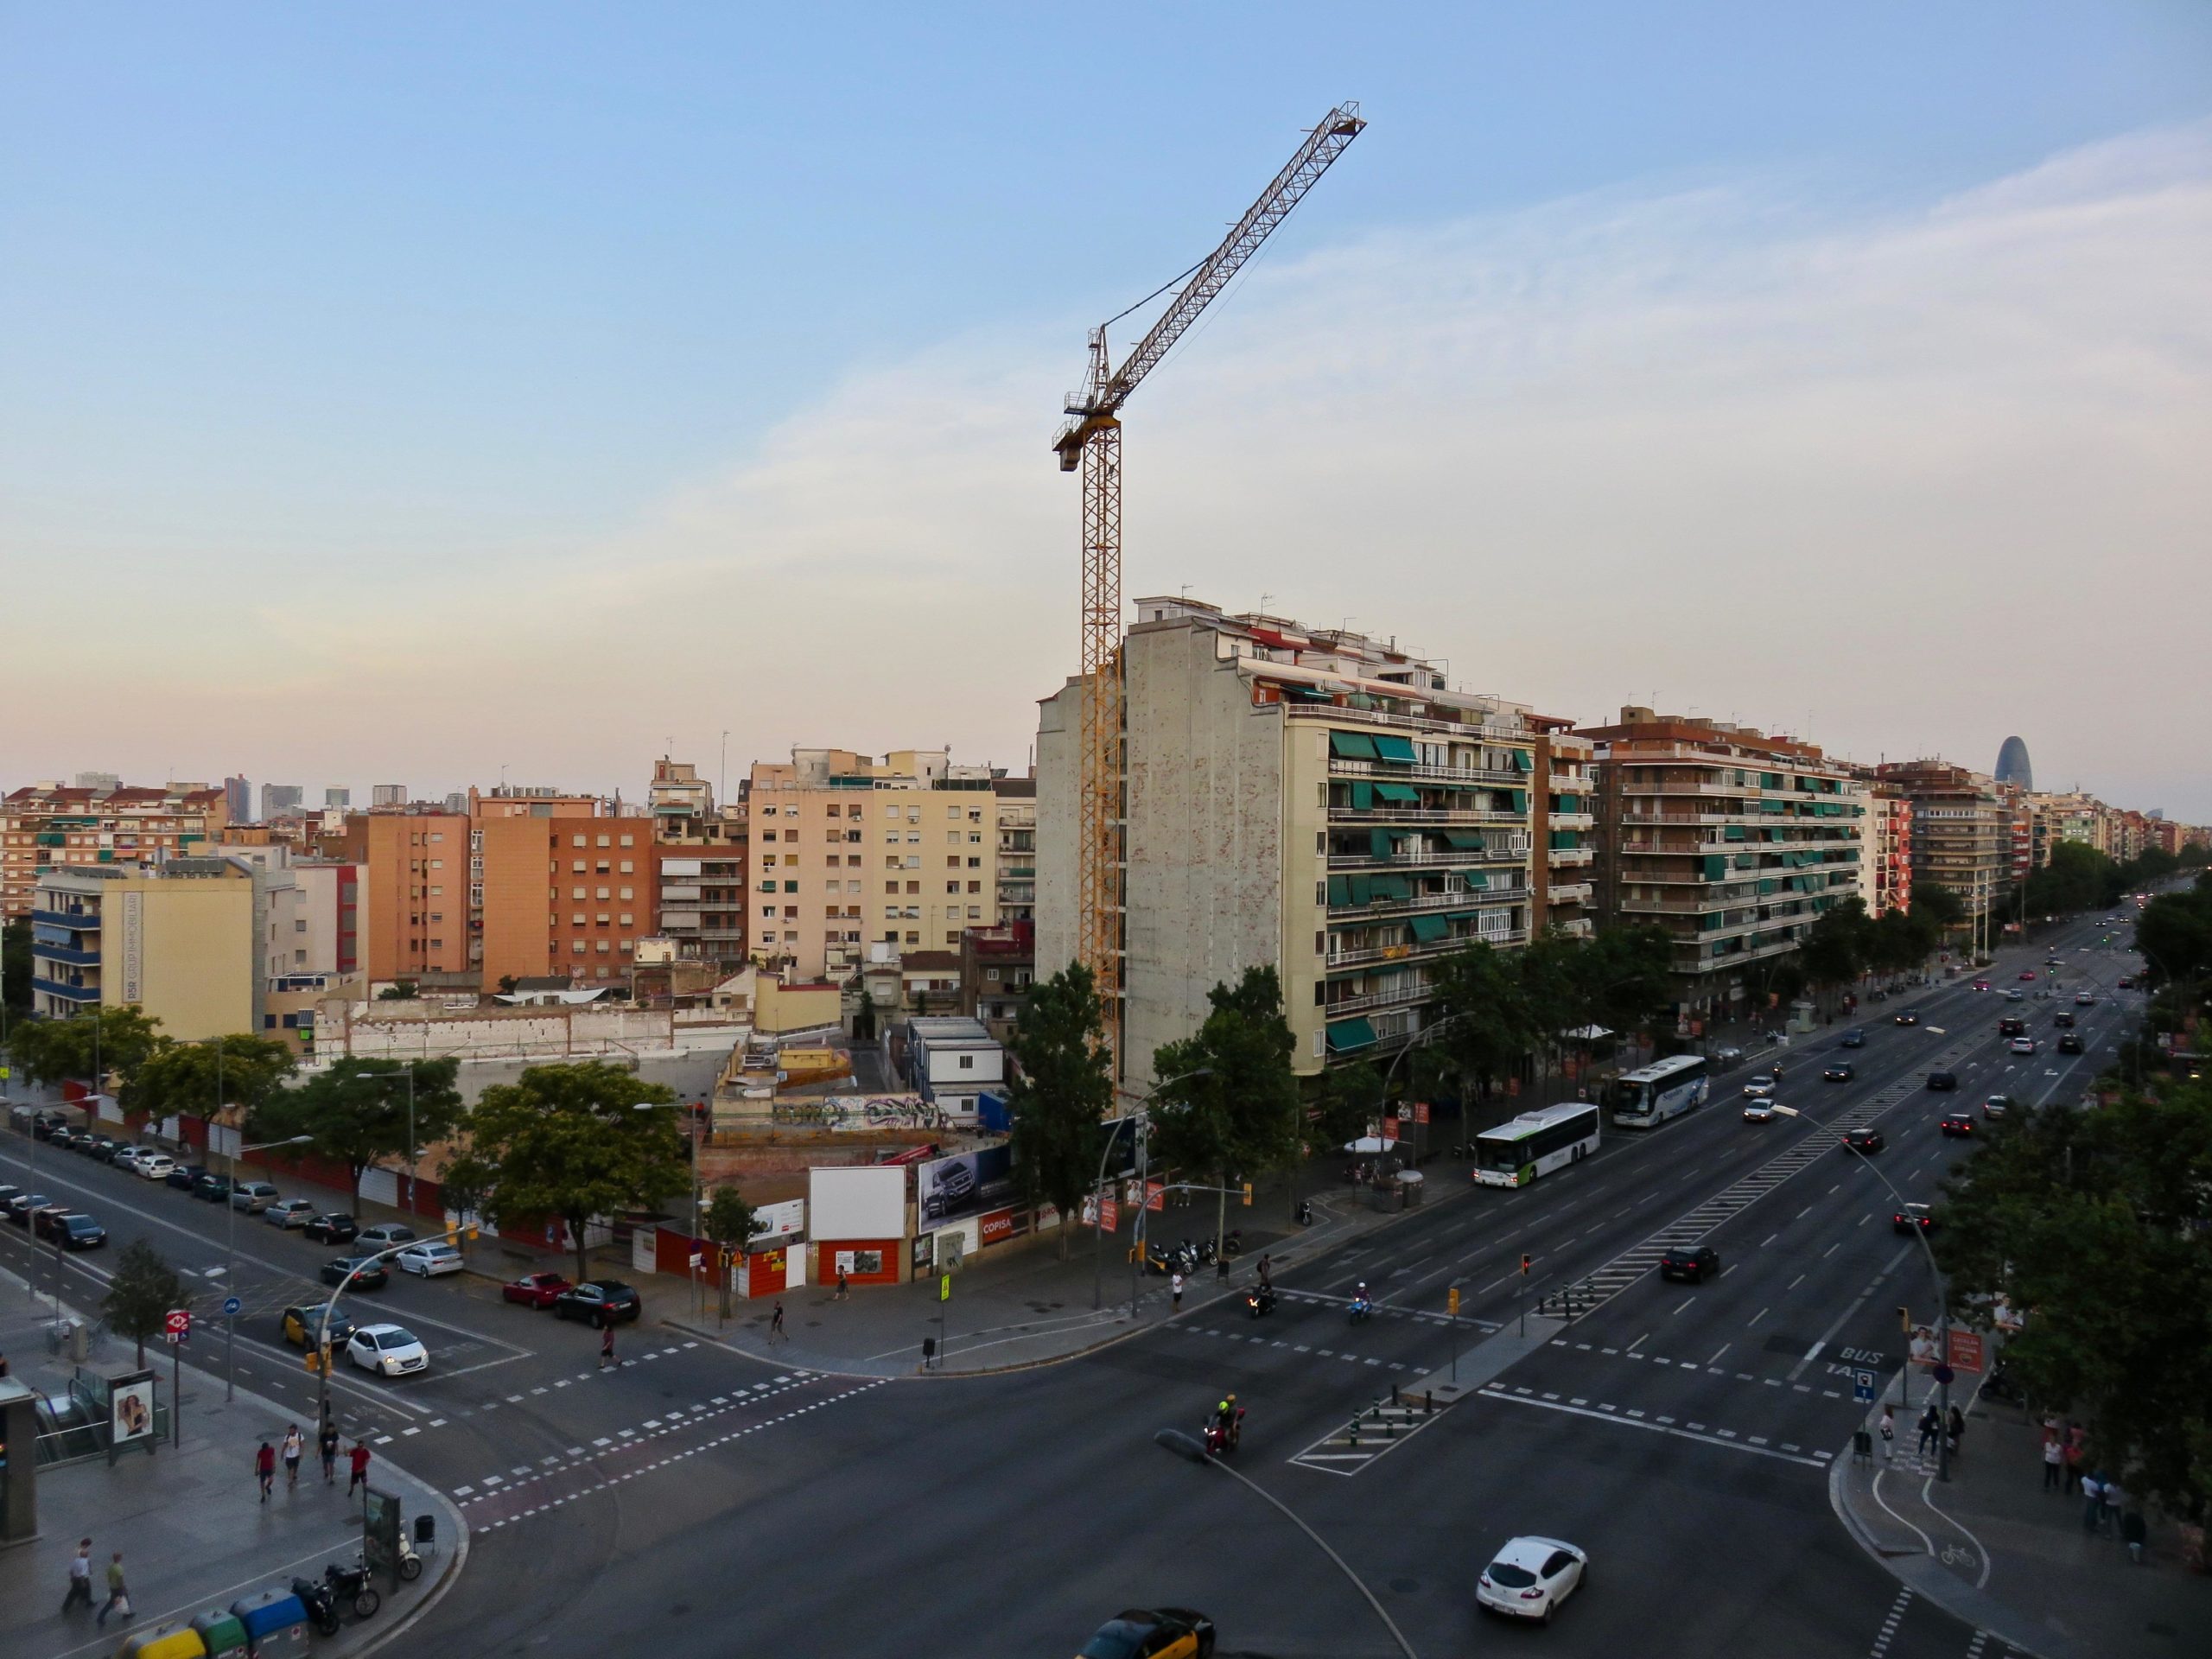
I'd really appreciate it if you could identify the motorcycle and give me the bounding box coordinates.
[1218,1228,1244,1259]
[290,1577,341,1638]
[1295,1199,1314,1227]
[1983,1363,2026,1407]
[1349,1294,1373,1325]
[325,1556,380,1621]
[1243,1285,1276,1319]
[1202,1407,1246,1456]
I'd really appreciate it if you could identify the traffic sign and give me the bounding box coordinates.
[163,1309,191,1337]
[1852,1370,1877,1404]
[223,1296,242,1318]
[1932,1363,1955,1387]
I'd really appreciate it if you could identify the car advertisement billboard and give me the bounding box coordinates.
[915,1145,1014,1233]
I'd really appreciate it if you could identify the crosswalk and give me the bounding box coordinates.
[1290,1389,1453,1476]
[1535,1037,1982,1324]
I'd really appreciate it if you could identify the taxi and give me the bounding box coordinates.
[282,1303,356,1350]
[1076,1608,1216,1658]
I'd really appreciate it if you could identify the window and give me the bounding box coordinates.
[619,887,633,900]
[966,906,981,919]
[947,831,961,846]
[429,938,442,949]
[967,856,982,868]
[946,856,960,869]
[762,907,777,919]
[783,880,798,893]
[846,880,861,893]
[596,912,610,925]
[946,881,960,894]
[595,861,609,874]
[906,880,920,894]
[596,887,611,899]
[944,931,959,945]
[619,861,633,874]
[296,918,308,931]
[886,881,900,895]
[761,931,778,944]
[572,860,586,873]
[619,834,633,848]
[986,967,1000,982]
[595,939,610,953]
[572,941,586,954]
[429,832,443,843]
[783,854,798,867]
[429,858,443,869]
[968,832,982,845]
[573,835,586,848]
[906,806,920,823]
[596,834,611,848]
[967,880,981,893]
[763,830,778,842]
[572,887,586,899]
[906,855,920,869]
[906,831,920,844]
[906,931,920,944]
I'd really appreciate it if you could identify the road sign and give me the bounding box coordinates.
[1097,1198,1118,1233]
[1852,1370,1877,1404]
[222,1296,242,1318]
[163,1309,191,1338]
[939,1273,951,1303]
[1932,1363,1955,1386]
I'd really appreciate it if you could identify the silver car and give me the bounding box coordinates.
[264,1198,319,1229]
[230,1181,282,1214]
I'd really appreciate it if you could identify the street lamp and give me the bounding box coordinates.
[224,1110,313,1403]
[1771,1103,1953,1479]
[1153,1428,1417,1659]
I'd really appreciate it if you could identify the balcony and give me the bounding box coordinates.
[1324,981,1439,1017]
[1329,886,1524,921]
[1548,882,1594,906]
[1325,932,1470,971]
[31,939,100,967]
[1282,700,1530,745]
[1327,840,1529,871]
[1551,917,1595,939]
[29,907,99,931]
[1328,758,1527,786]
[1328,805,1526,828]
[1547,846,1595,868]
[1548,812,1595,830]
[31,976,100,1003]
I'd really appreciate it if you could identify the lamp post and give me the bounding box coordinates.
[226,1122,313,1402]
[1153,1428,1417,1658]
[1772,1103,1951,1479]
[1094,1068,1210,1313]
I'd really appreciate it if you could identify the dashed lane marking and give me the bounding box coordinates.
[1476,1384,1828,1468]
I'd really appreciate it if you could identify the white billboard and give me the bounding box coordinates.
[807,1165,906,1241]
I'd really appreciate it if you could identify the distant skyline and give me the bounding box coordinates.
[4,6,2208,816]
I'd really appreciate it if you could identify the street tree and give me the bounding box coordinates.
[464,1061,685,1284]
[435,1147,497,1262]
[123,1033,297,1141]
[701,1185,759,1318]
[1,917,30,1018]
[1311,1057,1384,1155]
[1005,963,1113,1257]
[5,1004,165,1091]
[1150,966,1300,1258]
[1798,898,1872,1010]
[1422,942,1535,1124]
[250,1056,465,1205]
[103,1238,191,1368]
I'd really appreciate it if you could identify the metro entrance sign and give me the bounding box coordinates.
[163,1309,192,1345]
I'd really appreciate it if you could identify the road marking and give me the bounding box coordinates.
[1706,1343,1730,1367]
[1788,1274,1805,1290]
[1626,1332,1649,1353]
[1747,1306,1769,1327]
[1669,1297,1693,1316]
[1476,1388,1824,1468]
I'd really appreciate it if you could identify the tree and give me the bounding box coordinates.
[496,976,519,996]
[1798,898,1872,1008]
[701,1185,759,1319]
[250,1057,465,1204]
[849,982,878,1043]
[436,1148,496,1262]
[1005,963,1114,1257]
[103,1239,190,1367]
[2,917,30,1017]
[1311,1058,1384,1154]
[1149,967,1300,1257]
[1935,1082,2212,1519]
[377,980,420,1001]
[465,1061,686,1284]
[4,1004,166,1091]
[2024,842,2117,918]
[1422,943,1535,1124]
[2136,878,2212,993]
[122,1033,297,1139]
[1574,925,1674,1041]
[1911,882,1967,932]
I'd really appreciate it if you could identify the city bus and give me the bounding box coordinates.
[1474,1102,1602,1188]
[1605,1053,1711,1129]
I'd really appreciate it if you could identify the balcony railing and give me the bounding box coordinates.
[1324,982,1438,1016]
[1281,700,1531,745]
[1328,758,1527,786]
[31,940,100,967]
[1547,882,1594,906]
[1326,842,1529,870]
[1328,806,1526,828]
[29,907,99,931]
[1330,887,1525,920]
[32,976,100,1002]
[1547,847,1596,868]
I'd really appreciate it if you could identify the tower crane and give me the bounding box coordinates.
[1054,102,1366,1067]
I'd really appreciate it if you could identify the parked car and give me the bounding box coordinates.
[1477,1537,1587,1624]
[193,1173,235,1204]
[30,1114,69,1141]
[396,1243,464,1278]
[2005,988,2024,1001]
[1939,1112,1976,1138]
[1657,1246,1719,1284]
[347,1324,429,1378]
[553,1281,643,1327]
[167,1162,208,1192]
[281,1303,355,1350]
[1894,1203,1937,1235]
[1709,1044,1745,1065]
[1839,1028,1866,1048]
[1840,1128,1885,1154]
[1894,1009,1920,1027]
[354,1224,419,1252]
[54,1213,108,1250]
[1926,1071,1960,1091]
[1823,1062,1854,1083]
[264,1198,319,1229]
[0,1185,19,1212]
[82,1134,120,1160]
[303,1213,359,1244]
[502,1271,574,1309]
[2057,1033,2084,1054]
[230,1181,281,1214]
[8,1192,55,1225]
[31,1204,79,1242]
[321,1255,388,1291]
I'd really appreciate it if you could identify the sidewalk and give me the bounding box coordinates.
[1834,1381,2209,1659]
[669,1156,1482,1378]
[0,1268,465,1659]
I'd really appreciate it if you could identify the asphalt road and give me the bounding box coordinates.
[5,910,2150,1657]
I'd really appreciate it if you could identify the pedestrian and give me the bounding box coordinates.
[1878,1405,1895,1461]
[319,1419,340,1484]
[1170,1270,1185,1312]
[60,1538,94,1614]
[255,1440,276,1503]
[2081,1472,2103,1533]
[2122,1507,2147,1565]
[347,1440,371,1497]
[96,1552,131,1628]
[2100,1476,2123,1535]
[282,1424,303,1489]
[769,1300,785,1343]
[1916,1403,1941,1459]
[836,1266,849,1301]
[599,1324,616,1370]
[1947,1404,1966,1459]
[1257,1254,1272,1289]
[2042,1431,2065,1491]
[2064,1427,2086,1492]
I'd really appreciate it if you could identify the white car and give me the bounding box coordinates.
[1741,1074,1777,1099]
[346,1324,429,1377]
[1742,1098,1777,1123]
[395,1242,464,1277]
[135,1154,176,1182]
[111,1146,144,1172]
[2010,1036,2038,1055]
[1478,1535,1587,1623]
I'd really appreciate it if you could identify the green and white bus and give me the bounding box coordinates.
[1474,1102,1602,1189]
[1605,1053,1710,1130]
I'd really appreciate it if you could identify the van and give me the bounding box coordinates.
[230,1181,282,1214]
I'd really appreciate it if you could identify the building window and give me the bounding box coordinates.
[572,887,587,899]
[619,860,633,874]
[967,880,981,893]
[946,856,960,870]
[906,931,920,944]
[967,857,982,869]
[595,861,610,874]
[906,880,920,894]
[620,834,634,847]
[573,835,587,848]
[573,861,586,873]
[946,881,960,894]
[783,880,798,893]
[966,906,981,919]
[886,881,900,895]
[596,834,611,847]
[619,887,633,900]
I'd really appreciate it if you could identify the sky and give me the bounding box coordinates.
[3,3,2209,817]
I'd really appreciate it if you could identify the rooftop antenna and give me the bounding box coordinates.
[1258,591,1274,614]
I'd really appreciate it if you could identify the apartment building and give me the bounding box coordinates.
[372,785,408,808]
[644,758,750,968]
[224,775,252,823]
[747,748,1006,981]
[1581,709,1867,1020]
[1862,784,1914,917]
[995,778,1037,925]
[260,784,303,820]
[1874,760,2016,925]
[1534,722,1597,938]
[2,781,231,920]
[29,861,257,1039]
[1038,597,1557,1086]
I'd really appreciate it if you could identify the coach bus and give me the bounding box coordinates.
[1473,1101,1602,1188]
[1605,1052,1711,1129]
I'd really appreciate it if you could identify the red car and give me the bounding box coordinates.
[1970,978,1991,991]
[2018,970,2036,982]
[502,1271,573,1309]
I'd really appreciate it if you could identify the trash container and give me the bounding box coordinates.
[228,1590,310,1657]
[414,1511,437,1559]
[1395,1169,1425,1209]
[1368,1180,1402,1213]
[115,1627,208,1659]
[189,1609,249,1657]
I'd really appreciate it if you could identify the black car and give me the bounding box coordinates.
[1078,1609,1217,1659]
[1839,1027,1866,1048]
[1841,1128,1885,1154]
[2052,1010,2075,1027]
[1894,1009,1920,1027]
[553,1281,644,1328]
[168,1163,209,1192]
[30,1114,69,1141]
[1998,1017,2025,1038]
[74,1131,114,1157]
[1893,1203,1937,1236]
[1938,1112,1976,1138]
[194,1173,235,1203]
[1657,1245,1720,1284]
[2057,1033,2084,1054]
[41,1212,107,1250]
[1823,1062,1855,1083]
[302,1213,360,1245]
[1926,1071,1959,1091]
[321,1255,388,1291]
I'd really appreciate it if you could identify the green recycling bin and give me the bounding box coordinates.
[189,1610,248,1656]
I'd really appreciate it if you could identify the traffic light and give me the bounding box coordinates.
[1242,1183,1253,1207]
[1520,1254,1533,1275]
[1447,1287,1461,1317]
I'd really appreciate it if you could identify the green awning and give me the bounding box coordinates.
[1367,874,1410,901]
[1443,830,1486,850]
[1702,855,1730,880]
[1325,1017,1378,1053]
[1373,782,1421,804]
[1554,793,1580,813]
[1371,734,1417,763]
[1724,824,1747,842]
[1351,782,1375,810]
[1507,789,1528,812]
[1766,827,1786,842]
[1327,875,1351,906]
[1409,914,1448,943]
[1549,830,1580,850]
[1329,730,1379,760]
[1733,853,1756,869]
[1512,750,1534,772]
[1370,827,1397,858]
[1463,869,1489,889]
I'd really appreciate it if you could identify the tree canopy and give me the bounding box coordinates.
[1149,966,1300,1230]
[463,1060,685,1282]
[104,1238,191,1368]
[1,917,30,1018]
[4,1003,165,1089]
[1005,963,1114,1256]
[123,1033,297,1128]
[250,1056,465,1201]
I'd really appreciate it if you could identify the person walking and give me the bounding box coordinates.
[599,1324,616,1370]
[1170,1270,1185,1313]
[281,1425,303,1490]
[347,1440,372,1498]
[2065,1423,2087,1491]
[1878,1405,1895,1461]
[319,1419,340,1484]
[2099,1476,2124,1536]
[835,1266,849,1301]
[60,1539,94,1614]
[1257,1254,1272,1290]
[2042,1431,2066,1491]
[2122,1506,2147,1565]
[2081,1472,2104,1533]
[96,1552,131,1629]
[1916,1403,1941,1459]
[768,1300,785,1343]
[255,1440,276,1503]
[1947,1404,1966,1459]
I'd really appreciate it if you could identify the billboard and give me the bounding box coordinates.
[807,1165,906,1241]
[111,1373,156,1444]
[915,1145,1014,1234]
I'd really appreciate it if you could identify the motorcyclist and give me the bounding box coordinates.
[1214,1392,1242,1450]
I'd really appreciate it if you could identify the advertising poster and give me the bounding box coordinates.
[111,1374,156,1444]
[915,1145,1014,1232]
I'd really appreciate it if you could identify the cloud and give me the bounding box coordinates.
[21,121,2212,814]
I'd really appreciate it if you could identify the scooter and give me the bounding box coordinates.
[1218,1228,1245,1259]
[291,1576,341,1638]
[1983,1363,2026,1407]
[1349,1294,1373,1325]
[1202,1407,1246,1456]
[1243,1284,1276,1319]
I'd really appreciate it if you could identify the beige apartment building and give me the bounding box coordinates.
[1038,597,1570,1087]
[1875,760,2015,935]
[3,781,231,920]
[30,861,256,1039]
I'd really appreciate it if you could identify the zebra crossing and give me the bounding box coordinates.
[1534,1037,1982,1324]
[1289,1387,1453,1476]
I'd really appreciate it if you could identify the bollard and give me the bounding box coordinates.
[1425,1389,1433,1414]
[1391,1382,1400,1408]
